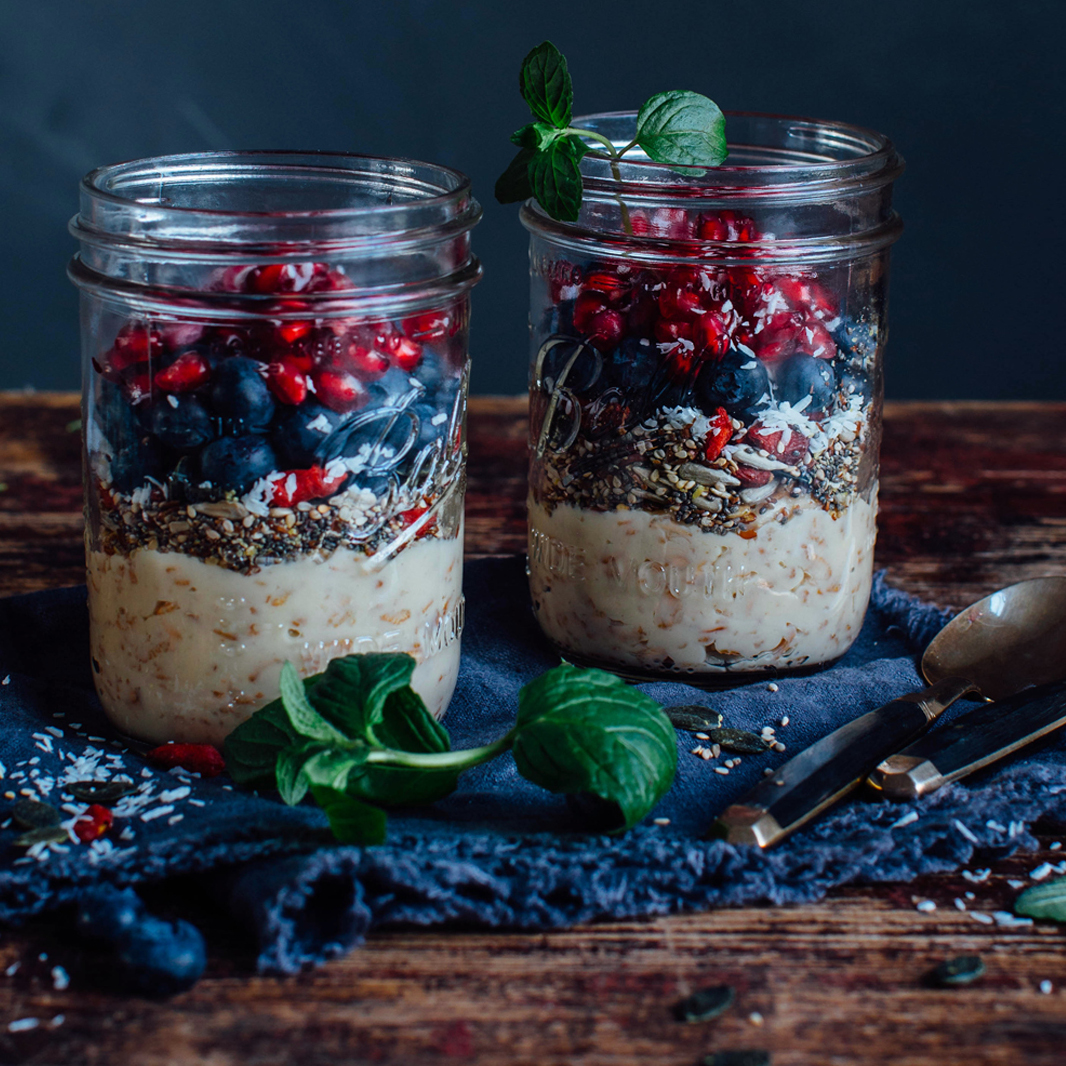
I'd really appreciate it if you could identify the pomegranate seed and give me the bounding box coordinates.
[159,323,205,350]
[628,212,653,236]
[698,215,730,241]
[572,290,608,334]
[704,407,733,461]
[246,264,289,294]
[266,359,309,405]
[775,275,838,319]
[122,371,153,405]
[147,743,225,777]
[345,345,390,381]
[752,335,798,364]
[654,318,694,344]
[277,321,313,344]
[658,284,705,320]
[74,804,113,843]
[662,341,700,383]
[798,321,838,360]
[694,311,731,358]
[403,310,451,341]
[154,351,211,393]
[585,309,625,351]
[312,369,369,414]
[385,334,423,373]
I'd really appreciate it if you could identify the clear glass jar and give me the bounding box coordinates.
[70,151,481,743]
[523,113,903,682]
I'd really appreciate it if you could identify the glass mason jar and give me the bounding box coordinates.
[523,113,903,682]
[70,151,481,744]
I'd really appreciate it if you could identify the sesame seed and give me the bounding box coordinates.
[767,683,778,692]
[653,818,670,826]
[916,900,936,913]
[714,766,730,775]
[1040,980,1053,995]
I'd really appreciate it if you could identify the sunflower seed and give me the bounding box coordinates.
[14,826,69,847]
[665,706,725,733]
[673,984,735,1023]
[11,798,61,830]
[927,955,985,988]
[702,1052,771,1066]
[704,728,770,755]
[67,778,138,805]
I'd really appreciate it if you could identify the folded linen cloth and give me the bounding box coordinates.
[0,558,1063,974]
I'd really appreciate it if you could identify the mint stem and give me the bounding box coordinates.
[365,731,516,772]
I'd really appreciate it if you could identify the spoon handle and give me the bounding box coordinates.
[711,676,976,847]
[867,679,1066,800]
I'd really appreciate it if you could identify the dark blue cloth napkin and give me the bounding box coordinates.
[1,558,1064,974]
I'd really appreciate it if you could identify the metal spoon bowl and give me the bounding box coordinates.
[922,576,1066,700]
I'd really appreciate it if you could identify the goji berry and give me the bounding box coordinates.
[146,743,225,778]
[74,804,114,843]
[704,407,733,461]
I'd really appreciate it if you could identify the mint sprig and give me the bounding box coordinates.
[224,654,677,844]
[495,40,728,222]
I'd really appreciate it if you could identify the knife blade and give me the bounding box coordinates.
[866,678,1066,801]
[711,675,976,848]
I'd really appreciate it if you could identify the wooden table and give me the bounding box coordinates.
[1,394,1065,1066]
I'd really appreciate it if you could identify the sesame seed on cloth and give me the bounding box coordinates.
[0,561,1065,980]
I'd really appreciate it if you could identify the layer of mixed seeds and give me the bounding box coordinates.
[94,481,447,574]
[533,397,869,532]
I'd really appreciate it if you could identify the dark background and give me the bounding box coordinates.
[0,0,1062,398]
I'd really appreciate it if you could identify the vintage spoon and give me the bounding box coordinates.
[712,576,1066,848]
[868,576,1066,799]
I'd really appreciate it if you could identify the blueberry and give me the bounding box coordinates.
[775,354,836,412]
[209,356,275,435]
[412,401,449,451]
[536,335,603,395]
[412,349,447,397]
[198,435,278,495]
[696,348,772,419]
[75,885,146,942]
[367,366,422,409]
[93,381,164,492]
[839,366,872,404]
[150,396,215,451]
[334,409,416,473]
[604,336,659,391]
[271,402,348,468]
[114,915,206,996]
[832,316,879,362]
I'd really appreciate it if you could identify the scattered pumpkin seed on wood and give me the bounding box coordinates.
[704,728,770,755]
[674,984,735,1023]
[927,955,985,988]
[68,778,138,805]
[12,798,61,830]
[665,706,724,733]
[1015,876,1066,922]
[702,1051,771,1066]
[14,826,70,848]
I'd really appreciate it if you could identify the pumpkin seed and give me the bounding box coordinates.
[704,728,770,755]
[674,984,735,1023]
[665,705,724,733]
[13,826,69,848]
[927,955,985,987]
[1015,876,1066,922]
[702,1052,771,1066]
[67,778,138,805]
[11,798,61,830]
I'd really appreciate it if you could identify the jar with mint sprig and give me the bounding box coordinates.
[498,42,903,683]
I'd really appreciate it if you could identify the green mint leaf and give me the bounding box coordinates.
[495,147,535,204]
[279,661,347,743]
[518,41,572,128]
[635,90,728,169]
[308,653,416,740]
[512,663,676,830]
[1015,876,1066,922]
[310,786,388,846]
[528,136,587,223]
[224,684,313,789]
[275,741,324,806]
[347,687,459,807]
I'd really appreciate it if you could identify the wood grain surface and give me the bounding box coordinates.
[0,392,1065,1066]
